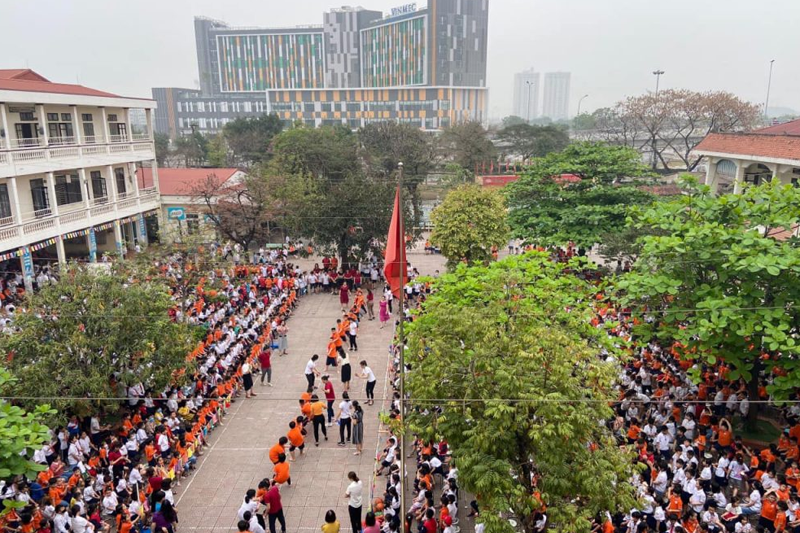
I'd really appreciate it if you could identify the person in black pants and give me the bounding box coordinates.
[305,354,320,390]
[310,395,327,446]
[346,471,363,533]
[337,392,352,446]
[265,479,286,533]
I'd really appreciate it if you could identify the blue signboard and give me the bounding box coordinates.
[89,229,97,262]
[21,246,33,292]
[167,207,186,221]
[138,213,147,242]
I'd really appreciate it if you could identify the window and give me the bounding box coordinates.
[54,174,83,206]
[81,113,93,122]
[19,112,35,121]
[0,184,11,221]
[47,113,59,121]
[30,179,50,215]
[48,122,74,143]
[107,114,118,122]
[186,213,199,234]
[90,171,107,201]
[115,168,127,195]
[60,113,72,122]
[83,122,95,140]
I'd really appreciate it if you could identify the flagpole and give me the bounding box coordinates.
[397,160,407,530]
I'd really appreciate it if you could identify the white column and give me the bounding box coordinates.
[36,104,49,146]
[56,235,66,264]
[150,160,160,192]
[733,161,745,195]
[704,158,718,193]
[71,106,83,144]
[128,162,140,196]
[113,219,125,257]
[7,177,23,223]
[100,108,110,143]
[106,165,118,202]
[145,108,153,139]
[78,168,92,207]
[0,103,10,149]
[124,108,131,142]
[45,172,59,216]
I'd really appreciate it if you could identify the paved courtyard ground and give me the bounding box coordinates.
[174,243,447,532]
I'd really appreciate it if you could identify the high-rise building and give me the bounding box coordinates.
[0,69,160,283]
[155,0,490,137]
[542,72,571,121]
[512,68,539,121]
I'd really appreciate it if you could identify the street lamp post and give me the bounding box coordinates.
[526,80,534,123]
[765,59,775,122]
[651,70,665,169]
[577,94,589,117]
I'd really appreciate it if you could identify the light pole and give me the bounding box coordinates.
[577,94,589,117]
[652,69,665,97]
[651,70,665,169]
[526,80,534,123]
[765,59,775,122]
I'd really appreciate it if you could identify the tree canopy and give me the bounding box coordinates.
[358,121,435,228]
[223,114,284,167]
[0,370,54,487]
[617,178,800,415]
[505,142,655,247]
[0,266,198,419]
[405,253,636,533]
[439,121,496,172]
[430,184,509,268]
[271,126,400,264]
[495,123,570,161]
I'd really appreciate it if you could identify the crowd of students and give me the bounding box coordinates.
[0,246,302,533]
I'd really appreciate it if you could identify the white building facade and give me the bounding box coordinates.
[542,72,571,121]
[512,68,540,122]
[0,70,160,289]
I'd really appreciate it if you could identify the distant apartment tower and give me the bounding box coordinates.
[542,72,571,120]
[512,68,539,121]
[155,0,490,137]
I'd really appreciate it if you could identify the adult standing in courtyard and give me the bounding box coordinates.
[358,360,377,406]
[340,351,352,393]
[339,282,350,312]
[264,479,286,533]
[259,347,272,387]
[305,354,321,390]
[366,288,375,320]
[351,400,364,456]
[345,471,363,533]
[379,297,390,329]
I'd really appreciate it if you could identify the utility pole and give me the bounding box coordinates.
[765,60,775,123]
[577,94,589,117]
[526,80,534,123]
[651,70,665,169]
[397,161,407,528]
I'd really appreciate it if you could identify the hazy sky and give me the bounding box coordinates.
[2,0,798,119]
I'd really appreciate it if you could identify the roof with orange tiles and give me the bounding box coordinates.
[138,167,241,196]
[0,68,136,99]
[693,133,800,162]
[754,118,800,136]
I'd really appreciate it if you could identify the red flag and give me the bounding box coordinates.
[384,186,407,298]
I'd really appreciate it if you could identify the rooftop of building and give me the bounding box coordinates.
[754,118,800,136]
[0,69,121,98]
[694,131,800,163]
[138,167,242,196]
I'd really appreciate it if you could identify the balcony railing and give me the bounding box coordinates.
[0,215,14,228]
[131,132,152,142]
[48,136,77,146]
[83,135,105,144]
[109,134,129,143]
[11,138,43,149]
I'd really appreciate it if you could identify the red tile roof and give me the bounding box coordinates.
[755,118,800,136]
[138,168,241,196]
[0,68,120,98]
[693,133,800,162]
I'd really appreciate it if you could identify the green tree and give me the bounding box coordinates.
[358,121,435,230]
[223,114,283,167]
[174,128,208,168]
[501,115,527,128]
[206,134,230,167]
[506,142,655,247]
[0,370,54,488]
[430,184,509,267]
[271,126,399,265]
[154,132,170,167]
[496,123,570,161]
[617,178,800,422]
[405,253,637,533]
[438,162,475,191]
[0,266,198,419]
[439,121,496,172]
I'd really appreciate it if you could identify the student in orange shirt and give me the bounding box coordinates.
[269,437,288,465]
[287,421,305,461]
[273,453,291,486]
